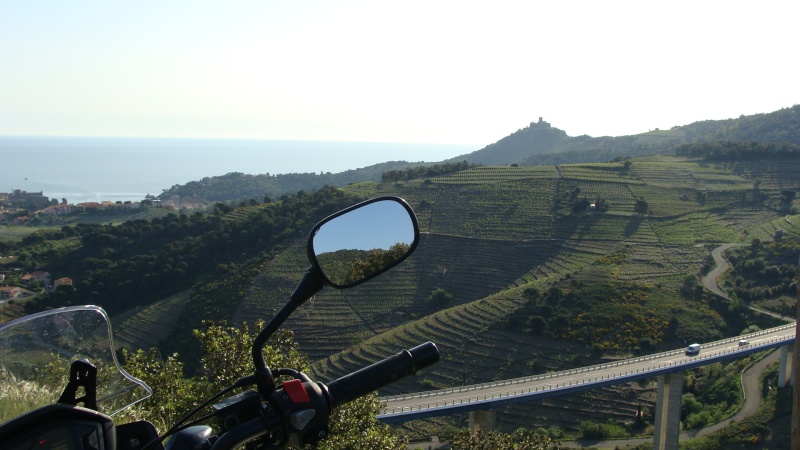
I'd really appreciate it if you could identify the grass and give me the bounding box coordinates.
[0,371,60,423]
[0,225,45,244]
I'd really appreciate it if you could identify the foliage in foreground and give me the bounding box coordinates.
[448,429,560,450]
[123,321,405,449]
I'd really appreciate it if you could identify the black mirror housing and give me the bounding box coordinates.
[307,197,419,289]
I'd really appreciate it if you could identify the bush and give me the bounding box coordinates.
[427,288,453,305]
[124,321,406,449]
[579,420,628,440]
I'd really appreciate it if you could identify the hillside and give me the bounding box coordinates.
[225,154,799,434]
[157,160,421,203]
[3,141,800,437]
[153,106,800,205]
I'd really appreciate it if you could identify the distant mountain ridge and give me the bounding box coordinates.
[160,105,800,203]
[158,160,419,203]
[450,104,800,166]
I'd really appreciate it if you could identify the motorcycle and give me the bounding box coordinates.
[0,196,440,450]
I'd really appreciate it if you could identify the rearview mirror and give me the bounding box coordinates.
[308,197,419,288]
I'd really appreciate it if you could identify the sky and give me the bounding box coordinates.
[1,0,798,148]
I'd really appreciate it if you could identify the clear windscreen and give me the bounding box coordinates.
[0,305,151,424]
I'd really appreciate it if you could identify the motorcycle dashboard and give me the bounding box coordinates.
[0,305,152,423]
[1,404,115,450]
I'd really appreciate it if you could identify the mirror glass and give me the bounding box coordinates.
[311,199,417,287]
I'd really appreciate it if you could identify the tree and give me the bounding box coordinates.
[573,197,591,212]
[450,430,558,449]
[125,321,405,449]
[427,288,453,305]
[525,315,547,335]
[781,189,796,212]
[634,198,649,215]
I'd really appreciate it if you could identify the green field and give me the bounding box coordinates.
[0,226,47,244]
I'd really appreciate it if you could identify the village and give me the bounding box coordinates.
[0,189,208,225]
[0,268,73,303]
[0,189,203,306]
[0,189,152,224]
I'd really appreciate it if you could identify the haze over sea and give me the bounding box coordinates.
[1,136,475,204]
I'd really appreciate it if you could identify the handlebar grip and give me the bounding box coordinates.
[325,342,439,409]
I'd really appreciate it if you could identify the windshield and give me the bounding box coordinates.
[0,305,151,424]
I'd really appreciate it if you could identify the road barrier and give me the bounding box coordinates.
[379,324,795,416]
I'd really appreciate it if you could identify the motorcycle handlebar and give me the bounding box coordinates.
[209,342,438,450]
[325,342,439,409]
[209,416,269,450]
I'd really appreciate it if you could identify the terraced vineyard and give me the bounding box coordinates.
[558,179,637,213]
[431,165,558,184]
[99,155,793,436]
[649,212,741,245]
[745,213,800,241]
[281,156,796,435]
[630,157,751,190]
[237,235,602,362]
[733,159,800,190]
[615,244,707,284]
[558,163,642,183]
[555,213,660,243]
[112,290,193,351]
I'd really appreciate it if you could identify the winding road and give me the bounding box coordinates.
[560,350,780,448]
[405,243,792,449]
[701,243,791,321]
[562,242,791,448]
[701,243,744,298]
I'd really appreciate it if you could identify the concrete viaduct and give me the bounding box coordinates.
[378,323,796,450]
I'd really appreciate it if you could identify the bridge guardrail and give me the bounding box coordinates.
[380,324,795,415]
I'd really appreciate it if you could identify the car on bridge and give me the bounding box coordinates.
[686,343,701,355]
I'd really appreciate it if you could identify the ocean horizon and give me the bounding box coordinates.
[0,136,476,204]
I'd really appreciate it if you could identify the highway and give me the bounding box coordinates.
[378,323,795,423]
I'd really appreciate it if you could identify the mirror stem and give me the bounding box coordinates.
[289,267,325,303]
[252,267,324,397]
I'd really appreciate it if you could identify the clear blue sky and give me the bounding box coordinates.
[1,0,798,148]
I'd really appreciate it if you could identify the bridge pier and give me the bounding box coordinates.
[653,372,683,450]
[779,343,795,387]
[468,409,495,433]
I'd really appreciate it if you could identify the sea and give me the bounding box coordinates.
[0,136,476,204]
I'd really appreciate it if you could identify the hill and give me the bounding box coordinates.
[157,160,421,203]
[450,105,800,167]
[153,105,800,205]
[3,140,799,438]
[192,150,797,434]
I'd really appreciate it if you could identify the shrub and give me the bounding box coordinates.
[427,288,453,305]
